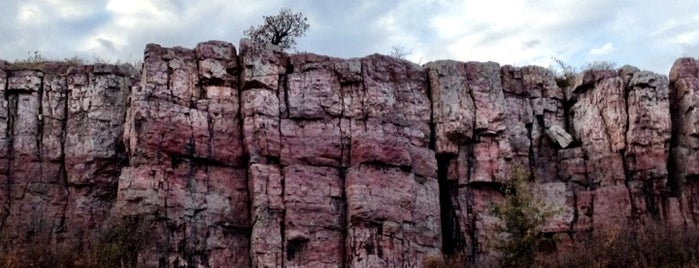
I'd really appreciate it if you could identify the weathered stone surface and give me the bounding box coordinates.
[546,125,573,148]
[570,70,627,187]
[280,119,343,167]
[592,185,632,229]
[249,163,284,268]
[283,165,344,268]
[116,41,251,267]
[426,61,475,154]
[535,182,575,233]
[286,68,342,119]
[1,41,697,268]
[625,71,671,217]
[670,58,699,189]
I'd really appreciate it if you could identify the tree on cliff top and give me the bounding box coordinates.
[244,8,309,50]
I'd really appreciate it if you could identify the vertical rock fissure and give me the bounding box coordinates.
[338,77,349,268]
[621,82,638,220]
[278,73,287,268]
[619,148,650,219]
[36,75,44,166]
[0,72,12,229]
[58,75,70,236]
[436,154,465,256]
[235,54,256,268]
[667,74,680,196]
[339,168,348,268]
[526,122,536,177]
[1,90,18,231]
[569,190,580,232]
[280,174,287,268]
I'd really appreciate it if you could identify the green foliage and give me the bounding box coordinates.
[244,8,310,50]
[491,166,557,268]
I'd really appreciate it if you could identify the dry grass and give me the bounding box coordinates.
[423,253,472,268]
[8,50,142,75]
[0,215,154,268]
[547,223,699,268]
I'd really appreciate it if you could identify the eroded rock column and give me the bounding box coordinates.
[670,58,699,225]
[115,41,249,267]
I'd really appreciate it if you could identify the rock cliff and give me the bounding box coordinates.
[0,40,696,267]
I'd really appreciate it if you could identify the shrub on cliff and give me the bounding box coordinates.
[244,8,309,50]
[390,45,410,59]
[550,58,617,88]
[491,166,557,268]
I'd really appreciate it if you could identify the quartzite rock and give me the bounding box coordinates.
[426,60,475,155]
[625,70,671,218]
[670,58,699,223]
[570,70,627,187]
[116,41,250,267]
[0,40,696,268]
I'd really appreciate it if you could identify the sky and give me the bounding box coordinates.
[0,0,698,74]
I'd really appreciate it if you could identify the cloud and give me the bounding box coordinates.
[523,40,542,49]
[96,38,117,52]
[589,43,615,56]
[0,0,698,73]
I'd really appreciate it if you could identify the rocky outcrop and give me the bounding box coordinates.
[0,63,134,247]
[670,58,699,225]
[0,40,696,267]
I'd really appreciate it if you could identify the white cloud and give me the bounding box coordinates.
[1,0,698,73]
[43,0,104,20]
[17,4,44,25]
[589,43,615,56]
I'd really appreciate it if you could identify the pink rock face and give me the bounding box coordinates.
[425,60,475,155]
[0,65,135,246]
[116,41,251,267]
[670,58,699,223]
[1,40,696,267]
[570,70,628,187]
[283,165,344,267]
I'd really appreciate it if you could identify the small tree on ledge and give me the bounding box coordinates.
[244,8,309,50]
[491,166,557,267]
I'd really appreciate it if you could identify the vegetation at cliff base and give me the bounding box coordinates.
[0,215,154,268]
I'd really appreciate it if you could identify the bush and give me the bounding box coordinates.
[0,215,155,268]
[423,253,471,268]
[550,58,617,88]
[550,57,577,89]
[553,222,699,268]
[390,45,410,60]
[491,166,557,268]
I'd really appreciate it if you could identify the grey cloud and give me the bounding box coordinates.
[96,38,116,52]
[523,39,541,49]
[0,0,696,74]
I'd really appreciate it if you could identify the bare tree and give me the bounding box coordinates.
[390,45,410,59]
[244,8,310,50]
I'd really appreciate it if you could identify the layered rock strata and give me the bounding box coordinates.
[0,40,696,267]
